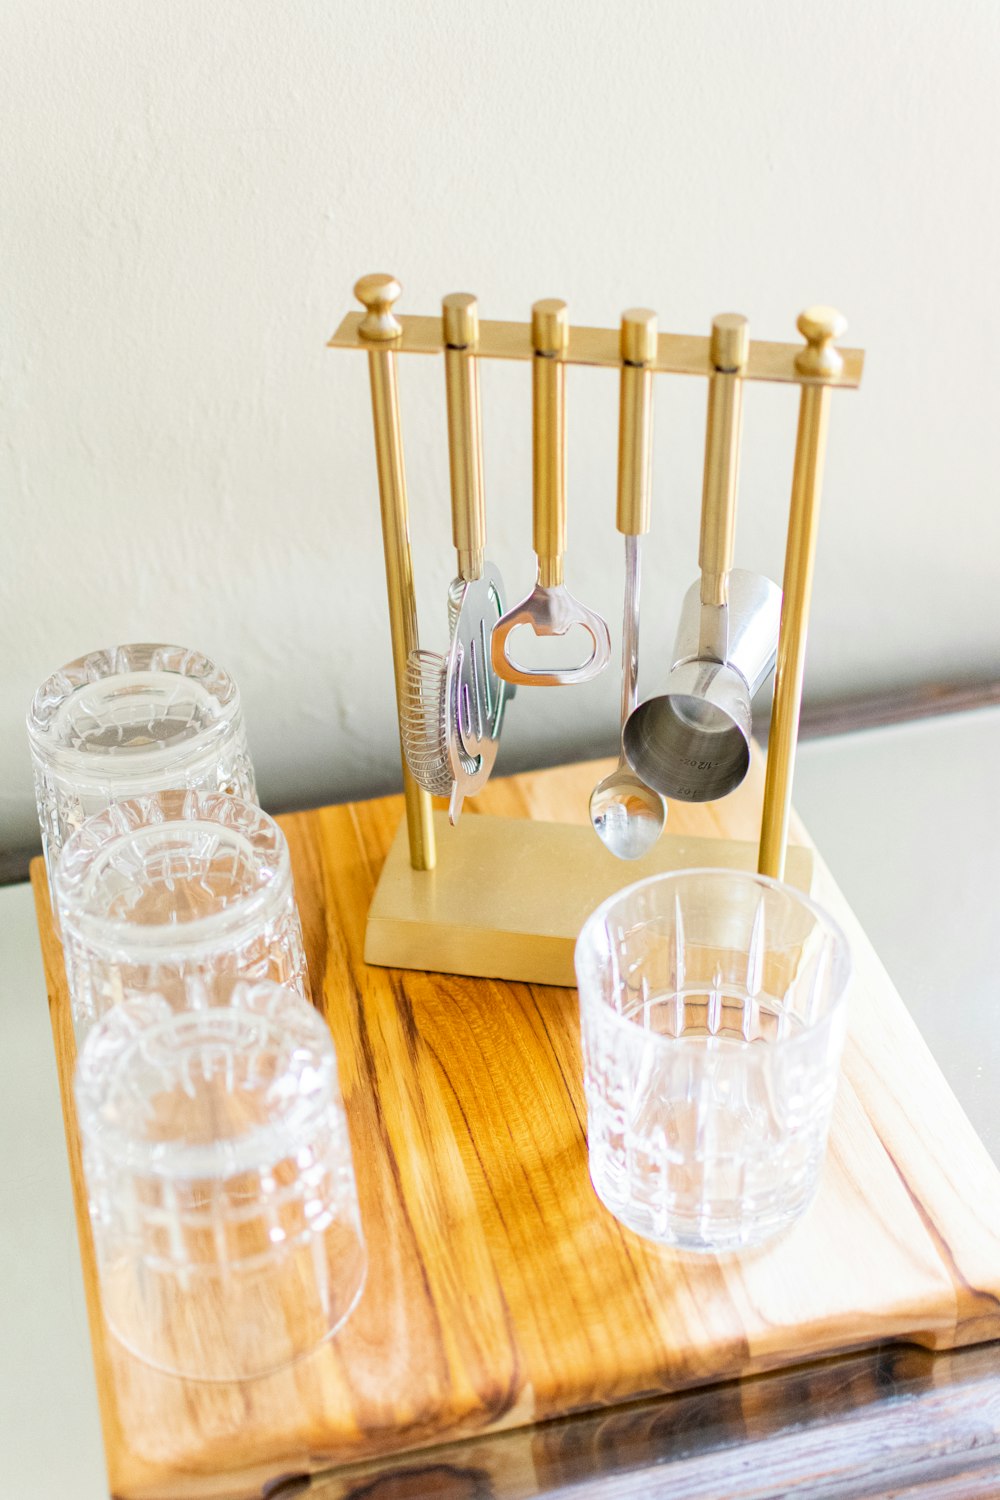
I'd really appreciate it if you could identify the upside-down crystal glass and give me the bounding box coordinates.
[27,643,257,893]
[54,791,309,1036]
[76,982,366,1380]
[575,869,851,1253]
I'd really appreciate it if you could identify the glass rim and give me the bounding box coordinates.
[575,865,852,1044]
[75,986,336,1178]
[26,642,244,779]
[54,791,292,956]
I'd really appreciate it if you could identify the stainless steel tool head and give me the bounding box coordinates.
[623,569,781,802]
[673,569,781,697]
[400,649,453,797]
[623,658,752,802]
[490,582,611,688]
[446,563,509,822]
[400,567,509,820]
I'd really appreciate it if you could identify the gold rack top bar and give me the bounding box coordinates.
[330,311,864,389]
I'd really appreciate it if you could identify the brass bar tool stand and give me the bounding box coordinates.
[332,278,864,984]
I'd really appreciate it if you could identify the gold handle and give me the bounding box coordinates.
[758,306,846,880]
[355,273,435,871]
[532,299,569,588]
[443,292,486,580]
[616,309,657,537]
[699,313,749,610]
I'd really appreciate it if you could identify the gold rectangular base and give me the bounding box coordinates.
[365,811,814,986]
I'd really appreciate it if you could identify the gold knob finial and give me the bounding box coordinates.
[795,305,847,378]
[442,292,479,348]
[354,273,403,341]
[620,308,658,366]
[532,298,569,356]
[710,313,749,373]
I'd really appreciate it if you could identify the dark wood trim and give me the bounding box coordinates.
[795,676,1000,740]
[0,844,37,888]
[308,1342,1000,1500]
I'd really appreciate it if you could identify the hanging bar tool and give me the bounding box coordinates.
[624,313,781,801]
[589,309,666,857]
[400,293,509,823]
[491,299,611,686]
[442,293,509,821]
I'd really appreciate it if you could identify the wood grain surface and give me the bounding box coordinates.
[31,755,1000,1500]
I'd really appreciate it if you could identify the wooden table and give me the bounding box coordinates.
[30,754,1000,1499]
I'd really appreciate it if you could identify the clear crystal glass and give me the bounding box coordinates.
[27,643,257,892]
[55,791,309,1036]
[575,869,851,1253]
[76,981,366,1380]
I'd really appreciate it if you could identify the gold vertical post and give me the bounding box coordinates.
[355,273,435,871]
[759,307,847,880]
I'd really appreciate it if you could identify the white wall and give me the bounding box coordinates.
[2,1,998,851]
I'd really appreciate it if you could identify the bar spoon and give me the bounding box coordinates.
[590,309,665,859]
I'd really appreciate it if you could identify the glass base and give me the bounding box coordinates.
[589,1153,822,1254]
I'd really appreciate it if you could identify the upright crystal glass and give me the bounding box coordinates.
[575,869,851,1252]
[54,791,309,1036]
[27,643,257,891]
[76,982,366,1380]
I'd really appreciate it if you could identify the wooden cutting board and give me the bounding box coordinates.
[32,755,1000,1500]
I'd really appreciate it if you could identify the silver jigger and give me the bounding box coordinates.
[624,312,778,804]
[623,569,781,803]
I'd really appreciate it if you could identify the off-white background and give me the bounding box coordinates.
[2,1,998,851]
